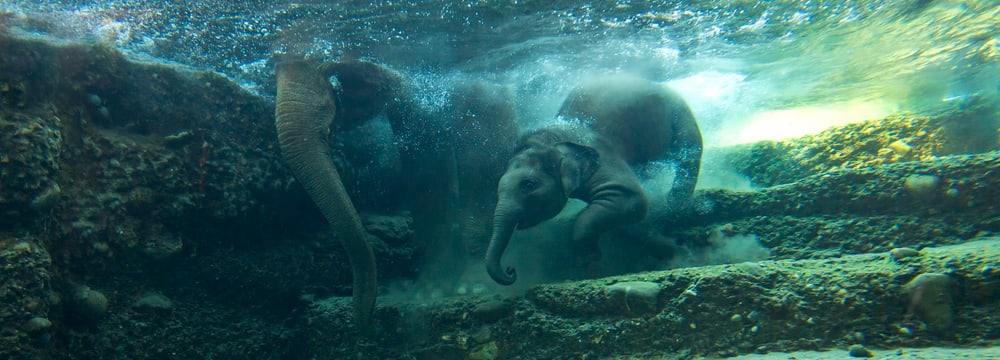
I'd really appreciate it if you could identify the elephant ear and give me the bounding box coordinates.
[555,142,599,196]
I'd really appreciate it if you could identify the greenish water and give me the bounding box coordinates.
[2,0,997,145]
[1,2,998,358]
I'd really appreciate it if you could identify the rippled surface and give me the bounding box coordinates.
[3,0,998,144]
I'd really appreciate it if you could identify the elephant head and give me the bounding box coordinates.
[485,139,599,285]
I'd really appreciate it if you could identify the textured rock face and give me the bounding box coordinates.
[306,239,1000,359]
[719,97,1000,188]
[661,151,1000,261]
[0,238,51,359]
[0,110,62,224]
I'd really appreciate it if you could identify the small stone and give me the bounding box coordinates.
[22,317,53,348]
[887,140,911,155]
[904,174,940,196]
[470,326,492,344]
[30,183,61,211]
[902,273,953,332]
[472,300,511,323]
[134,293,173,313]
[848,344,874,358]
[890,247,920,261]
[605,281,662,315]
[22,317,52,334]
[898,326,913,335]
[141,233,183,260]
[68,285,109,325]
[87,93,102,106]
[467,341,498,360]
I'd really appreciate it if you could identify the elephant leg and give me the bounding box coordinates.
[572,189,648,264]
[407,149,464,292]
[665,94,703,209]
[275,60,377,335]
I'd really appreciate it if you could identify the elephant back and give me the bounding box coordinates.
[558,75,688,165]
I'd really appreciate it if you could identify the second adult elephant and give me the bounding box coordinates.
[486,75,703,285]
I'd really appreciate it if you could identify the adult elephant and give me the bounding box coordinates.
[275,58,461,334]
[486,75,703,286]
[274,59,377,333]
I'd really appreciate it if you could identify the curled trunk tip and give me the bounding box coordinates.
[487,261,517,286]
[486,212,519,285]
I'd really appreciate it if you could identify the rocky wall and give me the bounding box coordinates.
[659,96,1000,263]
[0,32,419,359]
[305,238,1000,359]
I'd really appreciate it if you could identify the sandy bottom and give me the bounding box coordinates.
[716,346,1000,359]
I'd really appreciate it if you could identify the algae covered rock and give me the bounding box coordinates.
[67,285,109,325]
[721,96,999,188]
[902,272,953,333]
[604,281,662,315]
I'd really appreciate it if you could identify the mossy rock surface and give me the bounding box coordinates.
[721,97,999,187]
[306,238,1000,359]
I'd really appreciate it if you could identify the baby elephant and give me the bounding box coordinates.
[486,75,703,285]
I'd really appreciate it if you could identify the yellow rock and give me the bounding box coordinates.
[888,140,912,155]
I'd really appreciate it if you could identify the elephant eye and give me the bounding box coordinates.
[521,179,539,191]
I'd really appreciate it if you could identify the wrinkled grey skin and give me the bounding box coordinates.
[486,76,703,285]
[275,60,377,334]
[448,81,519,256]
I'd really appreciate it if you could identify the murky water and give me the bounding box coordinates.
[2,2,999,358]
[3,0,997,146]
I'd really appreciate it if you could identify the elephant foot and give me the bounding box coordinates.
[572,238,603,269]
[643,234,679,260]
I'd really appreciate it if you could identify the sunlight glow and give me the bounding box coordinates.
[721,100,898,146]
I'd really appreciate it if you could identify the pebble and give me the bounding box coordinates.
[605,281,662,315]
[849,344,874,357]
[22,317,52,347]
[890,247,920,261]
[22,317,52,334]
[904,174,940,196]
[902,273,953,332]
[134,293,173,313]
[888,140,911,155]
[68,285,109,325]
[472,300,512,323]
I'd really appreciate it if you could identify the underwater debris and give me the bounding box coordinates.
[162,129,194,143]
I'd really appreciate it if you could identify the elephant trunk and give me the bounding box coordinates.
[485,201,519,285]
[275,60,377,334]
